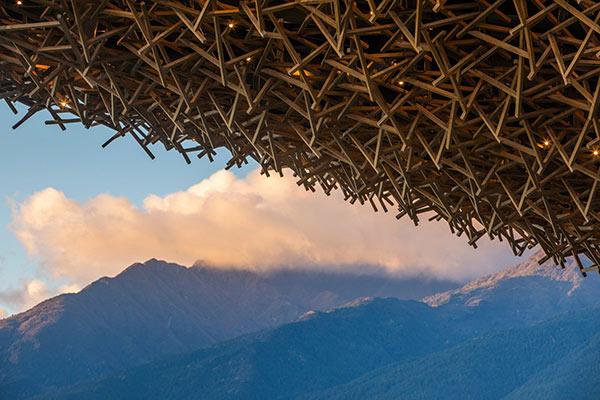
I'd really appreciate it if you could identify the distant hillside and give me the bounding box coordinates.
[307,307,600,400]
[40,299,462,400]
[41,254,600,400]
[0,259,455,399]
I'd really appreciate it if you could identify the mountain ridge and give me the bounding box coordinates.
[43,300,600,400]
[0,259,456,399]
[301,305,600,400]
[3,252,600,399]
[35,251,600,400]
[424,250,587,307]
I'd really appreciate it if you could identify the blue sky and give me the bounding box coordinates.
[0,102,252,312]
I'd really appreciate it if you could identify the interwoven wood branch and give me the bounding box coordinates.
[2,0,600,274]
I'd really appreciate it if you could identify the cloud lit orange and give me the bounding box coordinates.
[11,169,519,287]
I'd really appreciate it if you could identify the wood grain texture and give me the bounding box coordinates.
[1,0,599,274]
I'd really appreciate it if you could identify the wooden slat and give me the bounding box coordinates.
[1,0,599,273]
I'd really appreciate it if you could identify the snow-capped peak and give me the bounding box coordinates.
[423,250,583,307]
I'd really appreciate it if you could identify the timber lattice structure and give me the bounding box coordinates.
[1,0,600,274]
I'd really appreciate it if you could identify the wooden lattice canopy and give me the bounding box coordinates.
[2,0,600,274]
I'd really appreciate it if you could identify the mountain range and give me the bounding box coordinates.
[0,260,454,399]
[1,252,599,399]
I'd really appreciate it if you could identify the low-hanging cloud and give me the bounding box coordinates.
[11,169,519,287]
[0,279,54,315]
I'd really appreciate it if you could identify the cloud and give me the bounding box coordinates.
[59,283,81,294]
[0,280,81,317]
[0,287,24,308]
[11,169,519,286]
[0,279,53,316]
[24,279,52,307]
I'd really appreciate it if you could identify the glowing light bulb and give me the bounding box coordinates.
[246,57,252,62]
[593,149,599,157]
[543,140,550,147]
[398,81,404,86]
[16,0,23,5]
[228,22,234,28]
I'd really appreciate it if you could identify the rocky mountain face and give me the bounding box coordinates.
[421,250,600,334]
[424,250,585,307]
[0,259,455,399]
[37,252,600,400]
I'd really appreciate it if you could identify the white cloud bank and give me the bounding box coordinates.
[11,169,520,289]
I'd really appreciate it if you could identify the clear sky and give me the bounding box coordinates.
[0,102,522,317]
